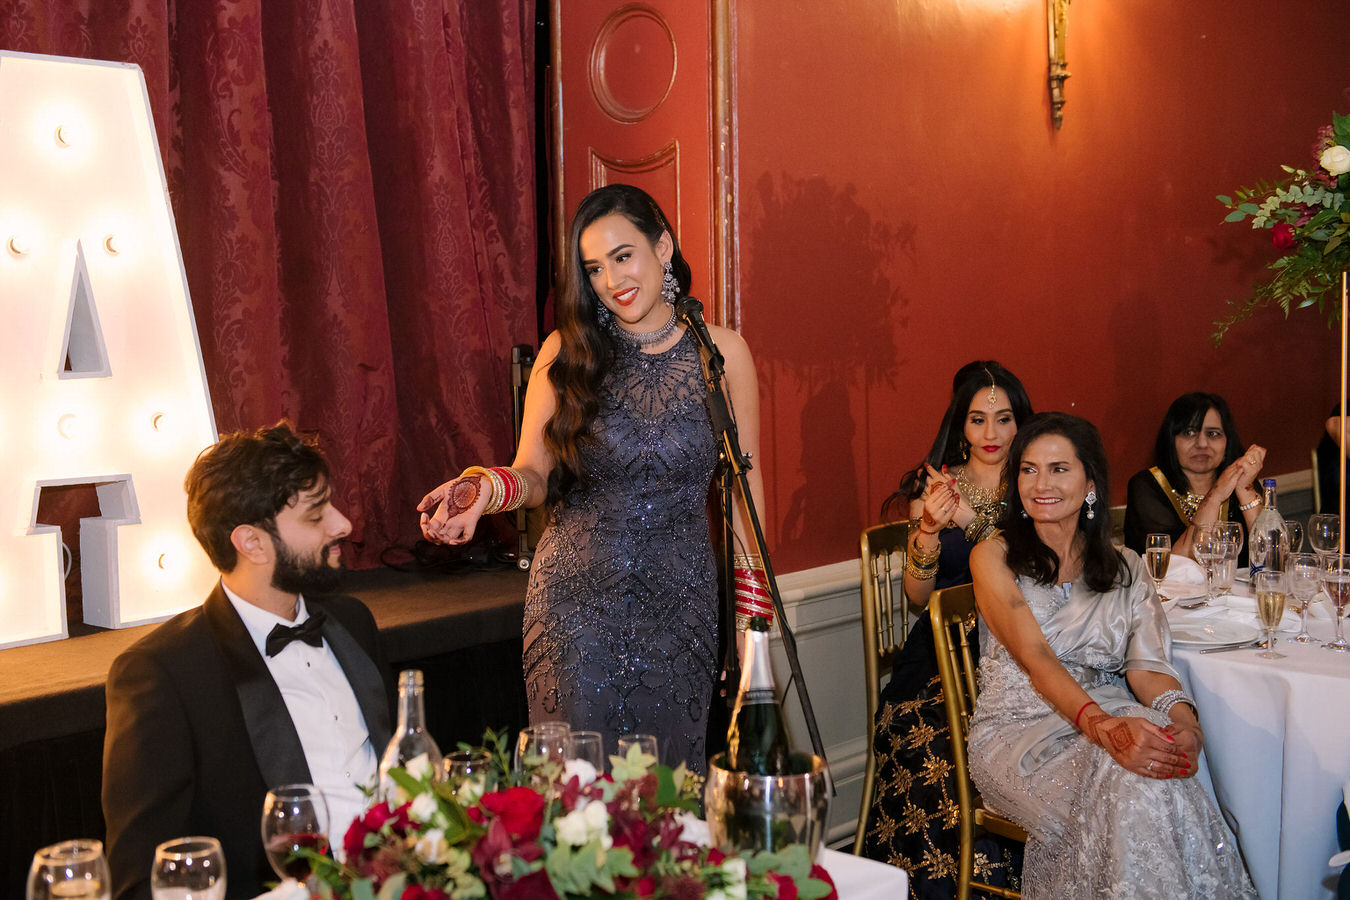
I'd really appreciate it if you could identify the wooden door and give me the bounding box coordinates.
[550,0,735,325]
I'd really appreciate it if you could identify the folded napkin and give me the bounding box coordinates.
[1164,556,1205,584]
[1176,599,1300,633]
[1219,590,1333,622]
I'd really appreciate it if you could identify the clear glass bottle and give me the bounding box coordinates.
[1249,478,1289,575]
[726,616,792,776]
[379,669,443,795]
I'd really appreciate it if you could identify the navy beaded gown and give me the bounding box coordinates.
[523,329,719,771]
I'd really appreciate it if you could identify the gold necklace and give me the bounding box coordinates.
[954,466,1005,518]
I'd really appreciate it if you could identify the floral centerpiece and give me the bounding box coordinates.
[295,734,836,900]
[1215,112,1350,342]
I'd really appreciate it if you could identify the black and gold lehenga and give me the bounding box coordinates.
[861,528,1021,899]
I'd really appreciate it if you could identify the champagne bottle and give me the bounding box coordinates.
[726,616,792,775]
[379,669,443,795]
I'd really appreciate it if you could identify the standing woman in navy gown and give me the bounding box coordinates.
[419,184,767,771]
[861,361,1030,897]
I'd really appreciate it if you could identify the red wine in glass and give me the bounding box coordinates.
[265,832,327,879]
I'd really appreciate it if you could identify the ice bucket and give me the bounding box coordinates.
[703,752,831,858]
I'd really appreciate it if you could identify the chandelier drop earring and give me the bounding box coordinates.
[660,260,678,304]
[959,437,971,462]
[1084,490,1098,520]
[1020,508,1029,519]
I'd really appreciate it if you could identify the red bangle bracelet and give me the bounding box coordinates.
[1074,700,1099,730]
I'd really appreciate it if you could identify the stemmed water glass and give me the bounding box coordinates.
[1192,529,1221,607]
[1286,520,1305,554]
[1322,553,1350,652]
[27,839,110,900]
[261,784,328,881]
[1144,533,1172,600]
[1287,552,1322,645]
[1310,514,1341,559]
[151,837,226,900]
[445,750,495,803]
[616,733,660,764]
[1252,569,1288,660]
[1214,521,1244,560]
[567,731,606,772]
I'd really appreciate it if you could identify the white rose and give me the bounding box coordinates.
[416,828,453,864]
[562,757,598,787]
[409,791,440,825]
[721,857,748,900]
[1321,145,1350,177]
[555,806,593,847]
[455,778,485,806]
[404,753,433,781]
[582,798,613,849]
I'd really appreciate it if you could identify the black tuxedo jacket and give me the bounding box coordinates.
[101,585,392,900]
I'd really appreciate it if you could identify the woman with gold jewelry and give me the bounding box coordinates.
[417,184,767,772]
[861,360,1031,897]
[1123,392,1266,565]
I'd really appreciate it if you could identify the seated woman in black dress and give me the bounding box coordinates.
[861,360,1030,898]
[1123,392,1266,564]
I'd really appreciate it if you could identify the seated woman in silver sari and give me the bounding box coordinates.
[968,412,1254,899]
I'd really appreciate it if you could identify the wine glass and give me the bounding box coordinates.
[261,784,328,881]
[1322,553,1350,652]
[1214,521,1244,559]
[151,837,226,900]
[616,733,659,765]
[1252,569,1287,660]
[514,722,570,775]
[1286,520,1304,554]
[1192,529,1221,607]
[566,731,606,772]
[1144,533,1172,600]
[1287,553,1322,645]
[1310,514,1341,559]
[444,750,494,803]
[27,839,110,900]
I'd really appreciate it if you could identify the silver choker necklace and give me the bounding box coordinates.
[611,305,678,347]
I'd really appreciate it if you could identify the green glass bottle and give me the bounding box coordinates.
[726,616,792,775]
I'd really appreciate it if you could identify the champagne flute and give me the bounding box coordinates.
[27,839,110,900]
[1286,520,1304,554]
[1310,514,1340,559]
[1192,529,1220,607]
[151,837,226,900]
[1287,553,1322,645]
[1252,569,1287,659]
[1144,533,1172,600]
[261,784,328,881]
[1322,553,1350,652]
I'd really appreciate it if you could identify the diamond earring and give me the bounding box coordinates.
[660,260,678,304]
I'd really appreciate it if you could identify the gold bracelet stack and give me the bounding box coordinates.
[964,513,999,544]
[906,539,941,581]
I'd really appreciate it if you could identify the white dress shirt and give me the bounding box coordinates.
[223,584,378,849]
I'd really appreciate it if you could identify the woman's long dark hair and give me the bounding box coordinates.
[545,184,692,502]
[881,361,1032,520]
[1152,392,1244,492]
[998,412,1127,594]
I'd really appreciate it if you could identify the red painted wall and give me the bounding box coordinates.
[734,0,1350,572]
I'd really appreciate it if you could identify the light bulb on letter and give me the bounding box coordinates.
[57,413,79,440]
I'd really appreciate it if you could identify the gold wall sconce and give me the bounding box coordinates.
[1047,0,1071,129]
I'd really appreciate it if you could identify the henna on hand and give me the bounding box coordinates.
[1079,706,1112,745]
[445,476,481,518]
[1102,721,1136,753]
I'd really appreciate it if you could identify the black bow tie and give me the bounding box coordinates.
[265,608,327,657]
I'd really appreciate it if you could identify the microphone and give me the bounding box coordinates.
[674,296,720,362]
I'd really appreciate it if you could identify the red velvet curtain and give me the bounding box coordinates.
[0,0,538,567]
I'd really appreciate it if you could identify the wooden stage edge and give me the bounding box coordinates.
[0,565,529,752]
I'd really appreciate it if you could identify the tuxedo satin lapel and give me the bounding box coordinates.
[319,605,392,751]
[203,586,312,788]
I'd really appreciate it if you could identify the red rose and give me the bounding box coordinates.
[635,876,657,897]
[1272,223,1296,250]
[769,872,797,900]
[809,864,838,900]
[343,815,371,862]
[480,787,546,841]
[402,887,452,900]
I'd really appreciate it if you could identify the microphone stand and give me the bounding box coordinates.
[674,297,830,777]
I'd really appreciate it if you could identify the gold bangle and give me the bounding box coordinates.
[906,554,940,581]
[463,466,505,514]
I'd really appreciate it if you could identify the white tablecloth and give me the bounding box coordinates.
[1168,598,1350,899]
[820,847,909,900]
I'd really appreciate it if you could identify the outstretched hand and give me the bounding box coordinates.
[418,474,491,545]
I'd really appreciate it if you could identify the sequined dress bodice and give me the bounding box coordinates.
[523,329,719,770]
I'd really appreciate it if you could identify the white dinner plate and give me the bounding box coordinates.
[1170,618,1261,648]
